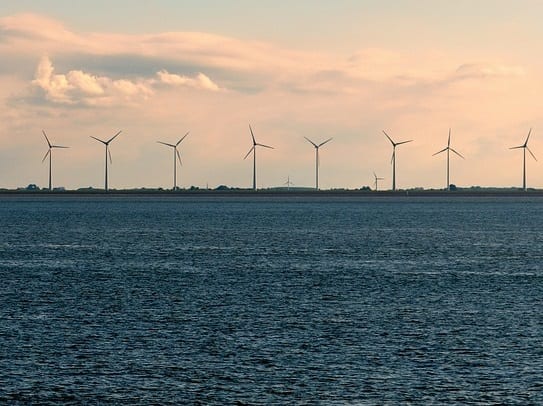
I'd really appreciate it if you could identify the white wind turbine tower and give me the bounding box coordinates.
[304,137,333,190]
[433,128,464,191]
[383,130,412,191]
[244,125,273,191]
[510,128,537,191]
[90,131,122,191]
[41,130,68,191]
[373,172,384,191]
[157,132,189,190]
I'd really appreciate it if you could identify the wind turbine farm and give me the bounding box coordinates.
[41,130,68,191]
[244,125,273,191]
[90,131,122,192]
[157,132,189,190]
[433,129,465,191]
[510,129,537,191]
[4,125,541,193]
[2,6,543,193]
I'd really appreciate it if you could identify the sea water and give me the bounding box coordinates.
[0,195,542,404]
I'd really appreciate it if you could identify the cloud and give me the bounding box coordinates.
[454,63,525,80]
[66,70,105,96]
[0,13,80,44]
[32,56,73,103]
[156,70,220,91]
[30,56,221,106]
[31,56,152,105]
[1,13,527,98]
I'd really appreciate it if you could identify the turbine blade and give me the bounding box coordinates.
[157,141,175,147]
[433,147,448,156]
[90,136,106,144]
[525,128,532,146]
[382,130,394,145]
[318,137,333,147]
[257,143,274,149]
[107,130,122,144]
[41,149,50,163]
[52,145,69,149]
[510,145,524,150]
[244,146,254,160]
[177,149,183,166]
[527,146,537,161]
[448,128,451,146]
[390,150,395,164]
[450,148,465,159]
[108,148,113,164]
[177,131,190,146]
[42,130,52,148]
[373,171,377,178]
[304,136,318,148]
[249,124,256,145]
[396,139,413,146]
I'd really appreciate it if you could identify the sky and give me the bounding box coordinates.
[1,0,543,190]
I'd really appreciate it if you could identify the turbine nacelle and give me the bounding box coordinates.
[304,136,333,149]
[244,125,274,159]
[373,172,384,181]
[90,130,122,146]
[383,130,413,148]
[433,129,464,159]
[158,132,189,166]
[42,130,69,162]
[510,128,537,161]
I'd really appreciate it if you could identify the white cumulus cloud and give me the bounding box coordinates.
[156,70,221,91]
[31,57,222,105]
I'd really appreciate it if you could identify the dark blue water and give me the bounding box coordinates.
[1,195,542,404]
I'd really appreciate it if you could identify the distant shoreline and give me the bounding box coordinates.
[1,189,543,198]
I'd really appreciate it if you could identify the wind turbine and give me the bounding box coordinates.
[373,172,384,191]
[284,175,294,191]
[433,128,464,191]
[90,130,122,191]
[383,130,412,191]
[41,130,68,191]
[304,137,332,190]
[157,132,189,190]
[510,128,537,191]
[244,125,273,190]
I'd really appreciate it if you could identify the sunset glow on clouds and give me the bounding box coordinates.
[0,3,542,190]
[31,56,220,105]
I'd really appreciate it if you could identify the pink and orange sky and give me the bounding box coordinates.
[1,1,543,190]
